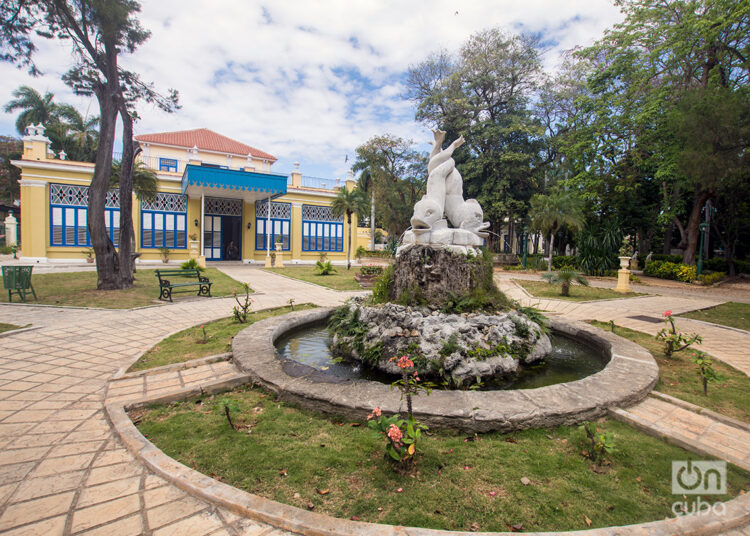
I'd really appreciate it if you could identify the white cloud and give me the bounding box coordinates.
[0,0,623,178]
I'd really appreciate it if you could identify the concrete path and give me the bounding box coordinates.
[0,266,747,535]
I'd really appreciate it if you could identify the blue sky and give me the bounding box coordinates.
[0,1,624,180]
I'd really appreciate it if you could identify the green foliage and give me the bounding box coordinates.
[0,244,18,255]
[516,306,549,334]
[691,352,723,396]
[232,283,253,324]
[656,312,702,358]
[526,255,549,271]
[180,258,204,272]
[359,264,384,276]
[367,411,428,469]
[439,334,461,358]
[371,264,394,304]
[315,260,337,276]
[644,261,697,283]
[355,245,367,259]
[542,270,589,297]
[579,421,616,467]
[576,221,623,276]
[529,189,585,269]
[158,246,170,261]
[552,256,578,270]
[111,160,157,201]
[331,187,368,270]
[328,305,382,366]
[697,272,726,286]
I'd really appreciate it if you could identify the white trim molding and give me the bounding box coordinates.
[18,179,47,188]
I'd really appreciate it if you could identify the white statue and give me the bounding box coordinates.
[400,130,489,255]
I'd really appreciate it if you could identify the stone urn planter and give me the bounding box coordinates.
[619,256,631,270]
[353,273,378,288]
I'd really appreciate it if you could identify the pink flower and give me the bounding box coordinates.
[387,424,403,443]
[396,487,403,493]
[663,310,672,317]
[395,355,414,369]
[367,407,382,420]
[489,491,496,497]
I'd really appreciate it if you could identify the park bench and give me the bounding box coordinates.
[2,265,37,303]
[155,269,212,302]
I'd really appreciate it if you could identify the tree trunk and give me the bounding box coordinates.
[346,213,352,270]
[682,191,711,266]
[561,280,570,296]
[663,224,673,254]
[116,105,135,287]
[547,233,554,272]
[370,191,375,250]
[89,87,123,290]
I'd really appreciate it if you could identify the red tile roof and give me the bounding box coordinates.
[134,128,276,162]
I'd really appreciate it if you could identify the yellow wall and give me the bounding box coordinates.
[140,145,271,172]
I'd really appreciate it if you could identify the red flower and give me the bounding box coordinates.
[387,424,403,442]
[395,355,414,369]
[662,310,672,317]
[367,407,382,420]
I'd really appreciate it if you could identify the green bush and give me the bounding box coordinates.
[527,255,549,271]
[0,244,18,255]
[651,254,683,264]
[577,221,622,276]
[180,258,204,271]
[705,257,750,274]
[360,264,384,276]
[371,264,394,303]
[552,255,578,270]
[698,272,726,285]
[644,260,697,282]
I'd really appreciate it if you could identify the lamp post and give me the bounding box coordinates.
[697,222,708,276]
[522,226,529,269]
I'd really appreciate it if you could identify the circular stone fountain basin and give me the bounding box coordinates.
[232,308,658,432]
[275,322,609,390]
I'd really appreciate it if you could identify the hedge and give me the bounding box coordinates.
[643,260,697,283]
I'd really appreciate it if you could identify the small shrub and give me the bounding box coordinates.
[315,260,336,275]
[158,246,170,262]
[644,260,697,282]
[360,264,384,276]
[439,334,461,357]
[697,272,726,286]
[656,310,702,358]
[232,283,253,323]
[355,245,367,260]
[371,265,394,304]
[542,270,589,297]
[527,255,549,271]
[287,298,295,311]
[552,255,578,270]
[580,421,616,467]
[181,258,204,271]
[692,352,723,395]
[0,244,18,255]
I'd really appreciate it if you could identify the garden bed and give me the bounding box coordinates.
[134,386,750,533]
[514,280,644,302]
[264,266,363,290]
[590,321,750,422]
[677,302,750,333]
[0,268,247,308]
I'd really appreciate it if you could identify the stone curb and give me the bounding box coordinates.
[675,315,750,337]
[104,352,750,535]
[117,373,251,410]
[0,325,40,338]
[113,353,232,380]
[608,407,750,473]
[231,309,659,433]
[648,391,750,434]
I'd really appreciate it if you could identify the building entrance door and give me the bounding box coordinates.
[204,215,242,260]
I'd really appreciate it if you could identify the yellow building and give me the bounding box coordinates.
[13,126,356,265]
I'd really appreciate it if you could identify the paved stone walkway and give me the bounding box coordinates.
[0,267,360,536]
[0,266,747,535]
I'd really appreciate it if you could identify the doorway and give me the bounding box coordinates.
[204,215,242,261]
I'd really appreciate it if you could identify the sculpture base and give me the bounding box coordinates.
[388,244,507,311]
[615,269,631,293]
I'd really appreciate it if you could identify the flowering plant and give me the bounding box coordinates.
[656,310,702,358]
[366,354,431,469]
[232,283,253,323]
[360,264,384,276]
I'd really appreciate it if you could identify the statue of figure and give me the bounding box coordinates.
[400,130,489,255]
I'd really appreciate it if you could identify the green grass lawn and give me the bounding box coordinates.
[0,323,24,334]
[136,386,750,533]
[515,280,644,302]
[128,303,317,372]
[590,321,750,422]
[679,302,750,332]
[265,265,363,291]
[0,268,247,309]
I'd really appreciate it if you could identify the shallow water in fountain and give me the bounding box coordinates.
[275,323,608,390]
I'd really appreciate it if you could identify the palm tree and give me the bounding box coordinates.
[4,86,58,135]
[110,160,157,201]
[55,104,99,162]
[330,187,368,270]
[529,190,584,271]
[542,270,589,297]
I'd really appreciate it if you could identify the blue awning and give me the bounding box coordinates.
[181,164,287,201]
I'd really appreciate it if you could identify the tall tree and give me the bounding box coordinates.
[352,135,427,238]
[330,187,368,270]
[405,28,546,245]
[577,0,750,265]
[1,0,179,289]
[0,136,22,204]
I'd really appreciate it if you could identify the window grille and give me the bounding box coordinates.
[255,200,291,219]
[206,197,243,216]
[141,193,187,213]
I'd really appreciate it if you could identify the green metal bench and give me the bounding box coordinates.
[2,265,37,303]
[155,269,212,302]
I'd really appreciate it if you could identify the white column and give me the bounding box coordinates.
[200,193,205,254]
[266,195,271,257]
